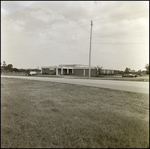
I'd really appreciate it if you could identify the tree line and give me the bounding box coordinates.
[1,61,41,73]
[124,64,149,75]
[1,61,149,76]
[94,64,149,76]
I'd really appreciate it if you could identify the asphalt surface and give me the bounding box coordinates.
[1,75,149,94]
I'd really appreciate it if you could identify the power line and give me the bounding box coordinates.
[2,29,149,47]
[92,40,149,53]
[93,14,149,29]
[93,31,149,38]
[2,10,149,44]
[1,24,90,45]
[2,30,148,54]
[2,37,90,52]
[1,38,89,56]
[2,10,149,56]
[36,10,148,33]
[21,10,149,36]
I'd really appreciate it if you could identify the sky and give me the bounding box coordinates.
[1,1,149,71]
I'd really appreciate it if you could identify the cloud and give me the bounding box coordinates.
[1,1,149,70]
[1,8,10,16]
[2,18,25,34]
[28,9,66,24]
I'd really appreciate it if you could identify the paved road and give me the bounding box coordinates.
[1,75,149,94]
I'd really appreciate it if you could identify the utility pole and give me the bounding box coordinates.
[89,20,93,78]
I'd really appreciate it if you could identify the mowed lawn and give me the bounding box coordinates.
[1,78,149,148]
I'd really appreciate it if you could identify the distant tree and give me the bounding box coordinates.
[7,64,13,72]
[137,69,142,76]
[124,67,131,73]
[1,61,7,72]
[95,65,103,76]
[13,68,19,73]
[142,70,146,75]
[26,69,30,74]
[145,63,149,74]
[3,61,6,67]
[19,68,27,73]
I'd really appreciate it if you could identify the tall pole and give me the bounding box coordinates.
[89,20,93,78]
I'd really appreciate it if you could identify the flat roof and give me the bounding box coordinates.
[41,65,114,70]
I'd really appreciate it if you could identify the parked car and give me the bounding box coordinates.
[122,74,137,77]
[25,71,37,76]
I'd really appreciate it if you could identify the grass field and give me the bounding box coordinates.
[1,78,149,148]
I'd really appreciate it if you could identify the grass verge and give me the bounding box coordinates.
[1,78,149,148]
[2,72,149,82]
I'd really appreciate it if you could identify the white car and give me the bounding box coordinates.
[26,71,37,76]
[30,71,37,75]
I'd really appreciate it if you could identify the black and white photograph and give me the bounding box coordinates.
[1,1,149,148]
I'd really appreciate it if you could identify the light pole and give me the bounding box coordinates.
[89,20,93,78]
